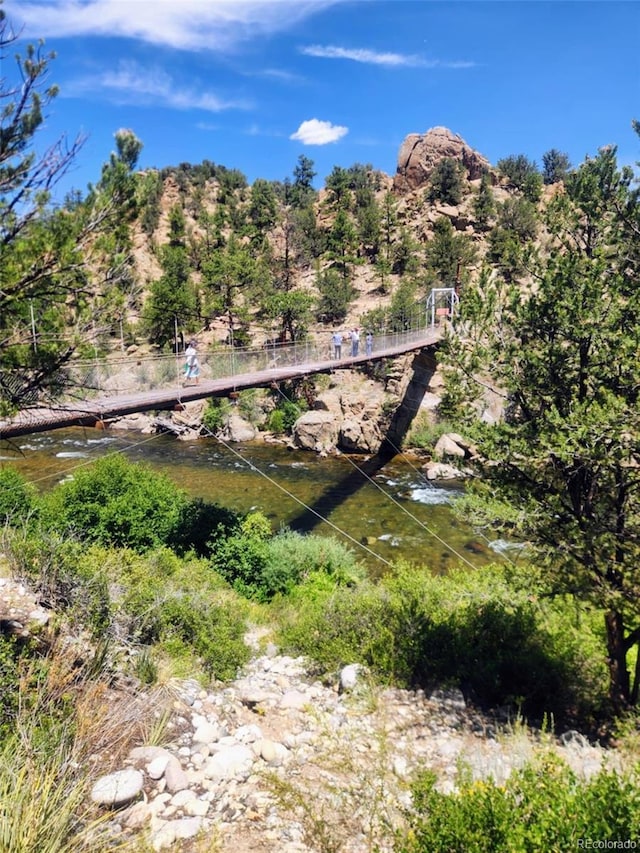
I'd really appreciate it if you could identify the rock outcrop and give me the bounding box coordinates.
[292,411,339,454]
[394,126,492,193]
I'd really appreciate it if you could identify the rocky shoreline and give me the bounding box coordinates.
[0,575,625,852]
[93,633,619,853]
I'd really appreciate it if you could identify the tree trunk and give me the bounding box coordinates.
[605,610,630,712]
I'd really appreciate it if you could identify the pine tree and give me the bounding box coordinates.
[427,157,465,205]
[445,142,640,712]
[142,206,197,348]
[326,208,359,282]
[0,9,141,410]
[542,148,572,185]
[201,234,266,346]
[291,155,317,208]
[425,217,477,288]
[473,170,496,229]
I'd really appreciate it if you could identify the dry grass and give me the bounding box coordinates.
[0,634,175,853]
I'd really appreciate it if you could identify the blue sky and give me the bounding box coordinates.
[7,0,640,199]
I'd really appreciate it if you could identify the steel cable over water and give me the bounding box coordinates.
[203,427,394,568]
[5,399,496,572]
[270,383,480,571]
[10,426,394,567]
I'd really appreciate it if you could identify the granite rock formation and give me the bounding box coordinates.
[394,126,492,193]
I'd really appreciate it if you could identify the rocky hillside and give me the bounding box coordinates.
[105,126,549,455]
[128,125,546,343]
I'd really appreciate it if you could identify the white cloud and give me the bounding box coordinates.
[245,124,285,138]
[15,0,345,51]
[257,68,304,84]
[301,44,475,69]
[68,60,251,111]
[290,119,348,145]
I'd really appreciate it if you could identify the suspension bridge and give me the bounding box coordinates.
[0,324,445,440]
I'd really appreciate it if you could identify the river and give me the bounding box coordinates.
[1,428,509,574]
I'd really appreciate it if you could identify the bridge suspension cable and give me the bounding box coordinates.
[203,427,393,568]
[269,383,481,571]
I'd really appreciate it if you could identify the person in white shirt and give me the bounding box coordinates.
[184,340,200,385]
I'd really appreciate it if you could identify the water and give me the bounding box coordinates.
[1,428,501,574]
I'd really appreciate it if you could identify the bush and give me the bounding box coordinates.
[39,455,189,552]
[7,532,111,636]
[0,466,37,524]
[211,511,272,600]
[172,496,239,557]
[212,515,363,602]
[156,591,248,680]
[397,754,640,852]
[114,547,250,679]
[202,397,232,432]
[267,409,286,435]
[277,563,609,724]
[5,532,250,682]
[406,416,454,452]
[262,530,363,600]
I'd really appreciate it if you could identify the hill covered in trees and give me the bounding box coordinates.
[1,0,577,416]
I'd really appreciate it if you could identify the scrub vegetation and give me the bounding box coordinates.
[1,3,640,849]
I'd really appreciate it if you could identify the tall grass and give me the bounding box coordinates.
[0,730,112,853]
[0,638,171,853]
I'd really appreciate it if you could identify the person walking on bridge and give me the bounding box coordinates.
[332,330,343,359]
[184,340,200,385]
[350,327,360,357]
[365,331,373,357]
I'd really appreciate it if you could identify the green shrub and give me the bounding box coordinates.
[203,397,232,432]
[113,547,250,679]
[211,511,271,600]
[397,754,640,852]
[279,580,399,678]
[406,416,455,452]
[0,466,37,523]
[237,388,266,425]
[264,530,364,594]
[39,455,188,552]
[173,496,239,557]
[277,563,609,723]
[0,635,22,737]
[5,532,250,683]
[212,516,363,602]
[6,532,111,636]
[267,408,286,435]
[267,399,305,435]
[157,591,249,680]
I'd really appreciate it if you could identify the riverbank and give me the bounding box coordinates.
[2,427,498,574]
[0,574,624,853]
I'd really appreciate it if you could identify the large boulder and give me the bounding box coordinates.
[394,126,491,193]
[339,417,381,453]
[292,411,339,454]
[221,413,257,443]
[433,433,467,460]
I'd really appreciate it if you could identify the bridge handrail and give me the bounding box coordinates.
[61,323,438,399]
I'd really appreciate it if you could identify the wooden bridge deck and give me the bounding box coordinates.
[0,329,442,440]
